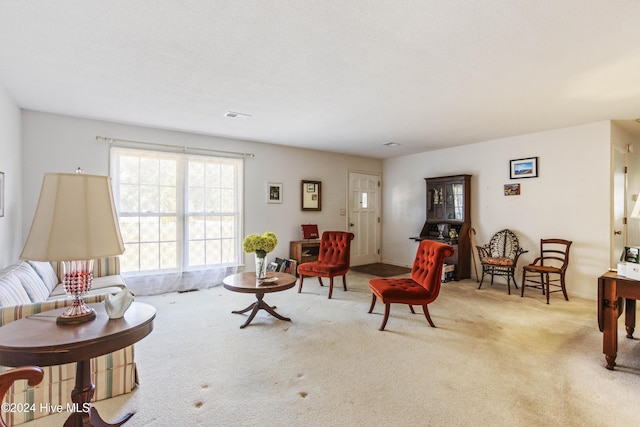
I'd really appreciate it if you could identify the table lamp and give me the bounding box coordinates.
[20,171,124,324]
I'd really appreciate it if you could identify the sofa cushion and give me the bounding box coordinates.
[27,260,59,292]
[0,274,32,307]
[12,262,50,302]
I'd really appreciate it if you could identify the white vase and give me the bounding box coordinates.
[255,253,268,279]
[104,289,135,319]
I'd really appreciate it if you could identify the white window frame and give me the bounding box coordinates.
[109,146,244,275]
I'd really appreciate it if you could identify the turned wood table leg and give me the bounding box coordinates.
[64,360,134,427]
[602,278,619,370]
[625,298,636,339]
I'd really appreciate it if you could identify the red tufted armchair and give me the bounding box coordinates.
[368,240,454,331]
[297,231,355,299]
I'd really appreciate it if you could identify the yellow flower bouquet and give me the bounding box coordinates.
[243,232,278,278]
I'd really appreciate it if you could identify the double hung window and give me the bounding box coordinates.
[110,147,243,292]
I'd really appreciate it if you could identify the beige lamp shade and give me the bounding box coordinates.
[20,173,125,261]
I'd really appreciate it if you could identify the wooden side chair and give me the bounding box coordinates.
[476,229,527,294]
[297,231,355,299]
[521,239,572,304]
[0,366,44,427]
[368,240,454,331]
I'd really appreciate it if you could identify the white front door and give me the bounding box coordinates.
[348,172,381,266]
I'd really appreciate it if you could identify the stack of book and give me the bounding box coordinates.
[441,264,455,283]
[267,257,298,275]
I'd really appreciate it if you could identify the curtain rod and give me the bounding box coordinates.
[95,135,255,158]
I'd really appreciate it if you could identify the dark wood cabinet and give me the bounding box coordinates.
[413,174,472,280]
[289,240,320,275]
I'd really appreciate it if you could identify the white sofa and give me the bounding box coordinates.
[0,257,137,426]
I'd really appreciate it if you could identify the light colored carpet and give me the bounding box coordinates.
[22,273,640,427]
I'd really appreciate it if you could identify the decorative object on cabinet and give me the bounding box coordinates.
[301,180,321,211]
[368,240,454,331]
[20,172,125,325]
[509,157,538,179]
[521,239,572,304]
[267,182,283,203]
[504,184,520,195]
[412,174,472,280]
[476,229,528,295]
[301,224,319,240]
[297,231,354,299]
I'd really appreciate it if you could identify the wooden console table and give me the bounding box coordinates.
[0,302,155,426]
[597,271,640,370]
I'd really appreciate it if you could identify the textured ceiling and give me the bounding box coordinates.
[1,1,640,159]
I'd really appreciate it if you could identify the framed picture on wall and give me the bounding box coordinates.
[510,157,538,179]
[301,180,321,211]
[0,172,4,217]
[267,182,283,204]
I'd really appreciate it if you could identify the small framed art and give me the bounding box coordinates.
[504,183,520,196]
[510,157,538,179]
[267,182,283,204]
[301,180,321,211]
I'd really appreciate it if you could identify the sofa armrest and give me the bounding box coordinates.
[0,294,106,327]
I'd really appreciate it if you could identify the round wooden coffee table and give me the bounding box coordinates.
[223,271,297,328]
[0,302,155,427]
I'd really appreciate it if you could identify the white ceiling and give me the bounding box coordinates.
[1,1,640,159]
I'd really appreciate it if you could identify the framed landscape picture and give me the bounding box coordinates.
[510,157,538,179]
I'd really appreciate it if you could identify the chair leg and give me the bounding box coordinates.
[317,277,324,287]
[545,272,550,304]
[409,305,416,314]
[379,303,391,331]
[561,273,569,301]
[507,273,511,295]
[422,304,436,327]
[478,268,486,289]
[328,277,334,299]
[511,270,519,289]
[368,294,377,313]
[520,271,526,297]
[342,274,348,291]
[298,276,304,293]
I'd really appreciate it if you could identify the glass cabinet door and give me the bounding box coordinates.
[444,182,464,221]
[427,182,445,220]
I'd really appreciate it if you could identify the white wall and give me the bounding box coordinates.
[0,86,22,266]
[20,111,382,268]
[382,121,612,300]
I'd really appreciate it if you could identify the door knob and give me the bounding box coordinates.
[350,223,354,227]
[614,230,622,235]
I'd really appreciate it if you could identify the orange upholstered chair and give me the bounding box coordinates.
[0,366,44,427]
[297,231,355,299]
[368,240,454,331]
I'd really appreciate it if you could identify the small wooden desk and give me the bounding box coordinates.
[223,272,296,328]
[597,271,640,370]
[0,302,155,426]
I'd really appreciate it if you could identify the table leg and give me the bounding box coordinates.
[64,360,134,427]
[232,293,291,329]
[625,298,636,338]
[602,279,619,370]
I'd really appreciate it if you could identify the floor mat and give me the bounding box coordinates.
[351,263,411,277]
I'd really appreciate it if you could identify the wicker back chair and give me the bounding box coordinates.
[476,229,527,294]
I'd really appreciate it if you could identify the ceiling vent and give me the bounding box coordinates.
[224,111,251,119]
